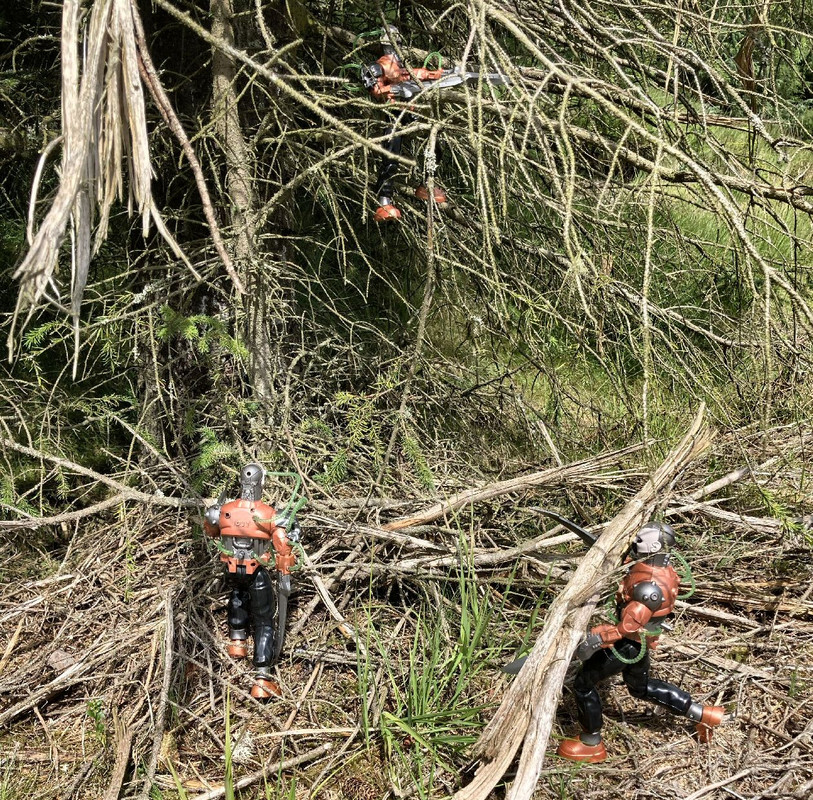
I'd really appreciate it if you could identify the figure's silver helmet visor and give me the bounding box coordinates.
[633,521,676,556]
[240,463,267,501]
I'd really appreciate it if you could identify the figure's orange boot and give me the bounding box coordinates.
[374,203,402,222]
[695,706,725,743]
[557,737,607,763]
[415,185,447,205]
[227,639,248,658]
[250,677,282,700]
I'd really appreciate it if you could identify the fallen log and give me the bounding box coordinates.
[453,407,712,800]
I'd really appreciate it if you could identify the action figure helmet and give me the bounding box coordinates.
[380,25,402,53]
[631,521,675,558]
[239,463,266,501]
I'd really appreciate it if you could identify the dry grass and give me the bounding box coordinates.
[1,424,812,799]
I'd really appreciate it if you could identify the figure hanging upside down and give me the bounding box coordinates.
[558,521,725,762]
[204,463,302,699]
[360,25,509,222]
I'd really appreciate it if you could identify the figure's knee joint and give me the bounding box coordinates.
[626,682,648,699]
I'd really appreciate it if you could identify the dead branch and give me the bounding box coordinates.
[688,456,779,500]
[288,538,366,641]
[190,743,332,800]
[131,1,244,294]
[660,641,787,685]
[454,407,712,800]
[0,437,200,512]
[137,591,176,800]
[311,513,450,552]
[0,494,132,530]
[382,442,645,531]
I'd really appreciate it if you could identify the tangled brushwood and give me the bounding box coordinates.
[1,0,813,798]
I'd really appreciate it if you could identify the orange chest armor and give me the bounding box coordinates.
[368,54,444,101]
[618,561,680,619]
[216,499,275,575]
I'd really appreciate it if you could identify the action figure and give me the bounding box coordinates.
[360,26,508,221]
[504,516,725,762]
[204,464,303,699]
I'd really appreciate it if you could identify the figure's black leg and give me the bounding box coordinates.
[373,111,414,219]
[248,567,276,671]
[374,122,403,205]
[227,583,251,640]
[623,647,692,716]
[573,644,629,737]
[622,642,725,739]
[558,643,631,760]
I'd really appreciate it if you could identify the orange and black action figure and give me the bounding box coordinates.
[504,517,726,762]
[560,521,724,762]
[361,26,446,222]
[360,26,508,221]
[204,464,301,699]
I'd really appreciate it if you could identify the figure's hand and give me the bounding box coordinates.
[575,633,603,662]
[389,83,417,99]
[591,624,618,643]
[287,521,302,543]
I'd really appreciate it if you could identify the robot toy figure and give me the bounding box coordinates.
[558,521,725,762]
[360,26,508,222]
[204,464,302,699]
[361,26,446,223]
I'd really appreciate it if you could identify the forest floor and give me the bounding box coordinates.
[1,422,812,799]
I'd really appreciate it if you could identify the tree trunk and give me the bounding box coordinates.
[210,0,274,402]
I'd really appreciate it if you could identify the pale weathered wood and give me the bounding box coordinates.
[11,0,197,362]
[453,407,712,800]
[382,442,645,531]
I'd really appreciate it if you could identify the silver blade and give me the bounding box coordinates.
[462,71,511,86]
[502,655,528,675]
[432,72,510,90]
[273,574,291,661]
[432,74,466,89]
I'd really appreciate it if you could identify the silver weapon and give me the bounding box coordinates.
[391,68,511,99]
[273,573,291,660]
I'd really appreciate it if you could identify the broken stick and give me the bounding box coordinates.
[382,442,645,531]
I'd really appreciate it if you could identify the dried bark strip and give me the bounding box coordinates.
[10,0,197,358]
[102,723,135,800]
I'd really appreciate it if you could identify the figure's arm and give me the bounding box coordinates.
[270,517,300,574]
[203,504,221,537]
[591,600,656,646]
[411,67,445,81]
[371,81,394,100]
[575,582,663,660]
